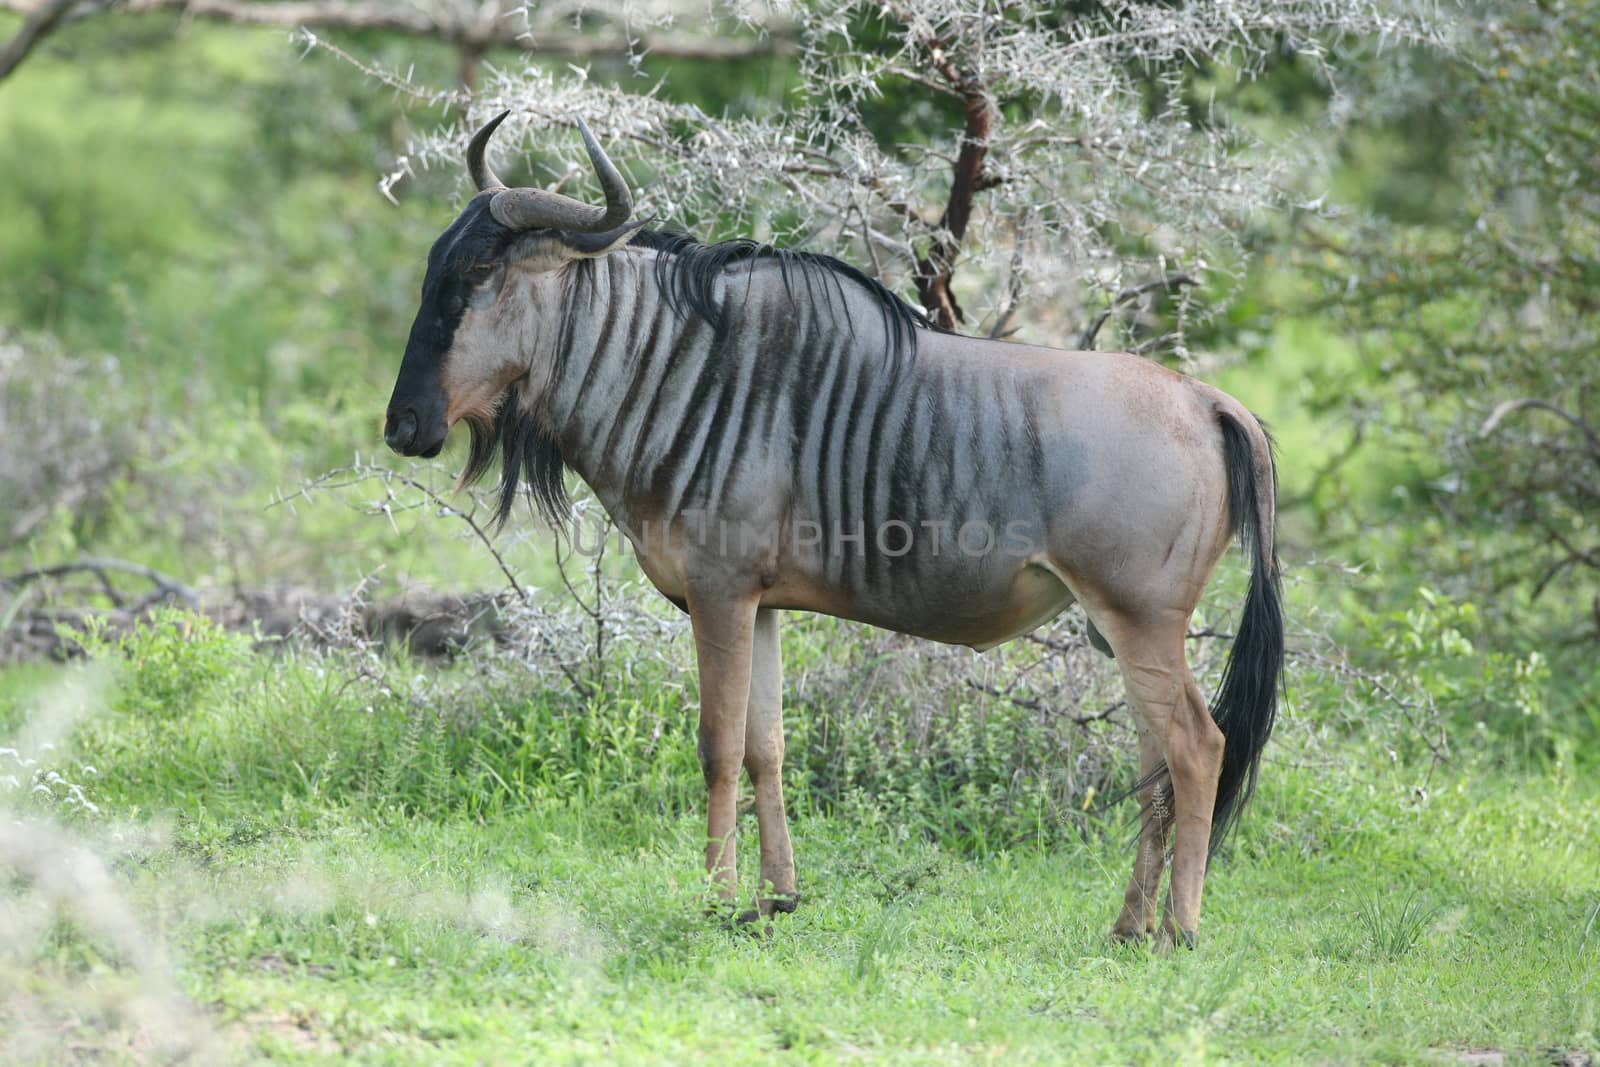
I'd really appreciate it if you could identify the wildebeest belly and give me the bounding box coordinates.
[767,551,1075,650]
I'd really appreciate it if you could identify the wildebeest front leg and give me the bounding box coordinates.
[744,607,797,920]
[688,589,759,914]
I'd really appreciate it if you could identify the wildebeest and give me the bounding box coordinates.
[384,111,1283,947]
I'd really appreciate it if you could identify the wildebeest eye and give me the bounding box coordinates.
[466,262,496,282]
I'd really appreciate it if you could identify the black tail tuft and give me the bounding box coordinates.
[1209,412,1284,853]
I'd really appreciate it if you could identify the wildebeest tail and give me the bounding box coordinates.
[1210,410,1283,853]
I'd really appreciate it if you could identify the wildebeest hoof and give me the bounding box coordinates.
[1153,926,1198,952]
[733,909,774,938]
[705,903,769,936]
[1109,927,1148,946]
[767,891,800,915]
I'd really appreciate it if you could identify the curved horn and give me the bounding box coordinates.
[466,110,511,192]
[487,117,634,234]
[576,117,633,229]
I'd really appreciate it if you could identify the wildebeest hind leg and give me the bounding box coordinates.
[1099,615,1222,949]
[1111,729,1171,942]
[1157,677,1223,947]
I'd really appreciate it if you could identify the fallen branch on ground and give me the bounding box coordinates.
[1,557,199,611]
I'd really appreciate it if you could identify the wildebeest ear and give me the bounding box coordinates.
[506,234,577,274]
[560,219,649,258]
[509,220,647,273]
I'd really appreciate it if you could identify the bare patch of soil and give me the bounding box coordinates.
[1,559,508,664]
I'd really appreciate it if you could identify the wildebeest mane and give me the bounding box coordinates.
[628,228,934,365]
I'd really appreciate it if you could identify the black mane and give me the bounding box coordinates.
[467,228,935,531]
[628,228,933,363]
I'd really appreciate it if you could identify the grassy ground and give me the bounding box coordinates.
[2,639,1595,1065]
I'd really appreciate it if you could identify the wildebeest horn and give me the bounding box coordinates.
[466,110,511,192]
[465,110,633,234]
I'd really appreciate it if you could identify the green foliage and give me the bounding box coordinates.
[105,608,251,719]
[49,615,1115,852]
[1356,587,1548,739]
[788,689,1114,853]
[1300,1,1600,642]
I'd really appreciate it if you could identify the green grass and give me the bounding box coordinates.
[85,804,1600,1063]
[2,640,1595,1065]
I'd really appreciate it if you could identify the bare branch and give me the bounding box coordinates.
[1077,273,1198,351]
[0,0,74,81]
[986,207,1034,340]
[0,0,794,62]
[0,557,199,609]
[877,3,996,328]
[966,680,1124,727]
[1479,397,1600,465]
[286,463,528,604]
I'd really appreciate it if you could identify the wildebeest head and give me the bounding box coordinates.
[383,111,641,457]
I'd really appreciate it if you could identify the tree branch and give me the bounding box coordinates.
[1077,272,1198,351]
[0,0,76,81]
[967,679,1124,726]
[0,0,794,66]
[910,68,993,329]
[281,463,528,604]
[1479,397,1600,465]
[877,4,995,330]
[0,557,199,608]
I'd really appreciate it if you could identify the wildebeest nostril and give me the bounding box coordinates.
[385,409,418,453]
